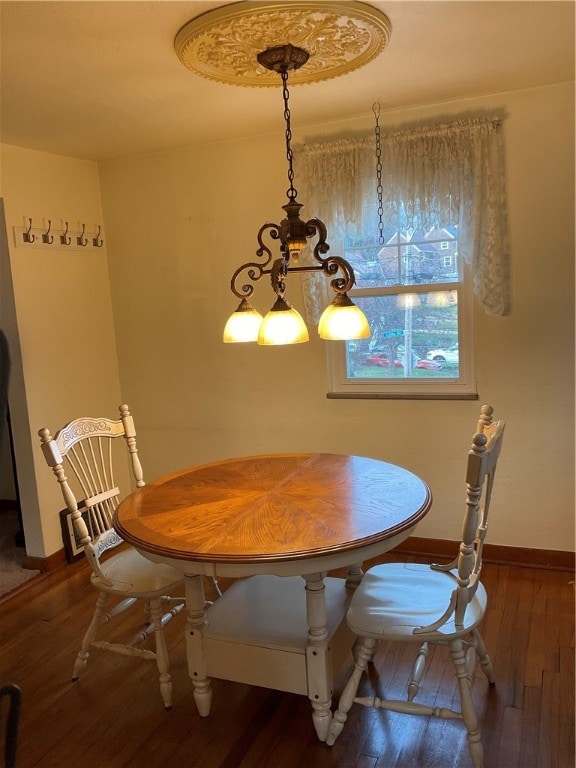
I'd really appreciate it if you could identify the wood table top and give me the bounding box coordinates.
[114,453,432,565]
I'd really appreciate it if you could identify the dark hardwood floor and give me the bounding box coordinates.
[1,554,574,768]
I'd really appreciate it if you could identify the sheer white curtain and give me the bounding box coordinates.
[295,116,509,319]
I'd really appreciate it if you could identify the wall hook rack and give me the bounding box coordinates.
[14,217,104,251]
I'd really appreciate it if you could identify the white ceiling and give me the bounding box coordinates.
[0,0,574,162]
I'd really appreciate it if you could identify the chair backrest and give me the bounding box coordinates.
[418,404,506,633]
[38,404,144,584]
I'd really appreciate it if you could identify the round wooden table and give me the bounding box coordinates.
[115,453,432,740]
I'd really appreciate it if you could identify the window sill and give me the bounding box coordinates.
[326,392,479,400]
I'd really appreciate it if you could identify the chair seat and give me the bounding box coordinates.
[91,546,183,596]
[347,562,487,640]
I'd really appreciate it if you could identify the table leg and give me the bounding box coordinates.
[184,574,212,717]
[303,572,333,742]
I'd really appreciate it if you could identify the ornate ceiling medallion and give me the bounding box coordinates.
[174,1,392,87]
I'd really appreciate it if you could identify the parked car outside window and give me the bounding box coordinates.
[367,352,442,371]
[426,343,459,364]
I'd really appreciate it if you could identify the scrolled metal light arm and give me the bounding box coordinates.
[230,215,357,301]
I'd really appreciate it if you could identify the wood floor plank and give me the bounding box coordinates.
[537,669,558,768]
[498,706,523,768]
[524,574,549,687]
[557,644,576,765]
[354,756,378,768]
[518,685,544,768]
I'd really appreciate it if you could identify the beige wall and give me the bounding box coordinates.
[0,145,126,557]
[99,81,574,552]
[0,80,574,558]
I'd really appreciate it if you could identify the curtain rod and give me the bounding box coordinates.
[299,115,502,155]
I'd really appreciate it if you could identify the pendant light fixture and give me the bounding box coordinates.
[174,2,392,346]
[223,44,370,345]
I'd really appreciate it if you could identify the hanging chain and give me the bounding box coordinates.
[281,69,297,202]
[373,102,384,245]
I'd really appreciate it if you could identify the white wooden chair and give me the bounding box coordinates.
[38,404,186,709]
[326,405,506,768]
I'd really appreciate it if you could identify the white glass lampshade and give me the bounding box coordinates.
[223,299,263,343]
[257,296,309,345]
[318,293,371,341]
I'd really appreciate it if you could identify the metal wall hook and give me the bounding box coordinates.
[92,225,103,248]
[42,219,54,244]
[23,218,35,243]
[60,221,71,245]
[77,223,88,247]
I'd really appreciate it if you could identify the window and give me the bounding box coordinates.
[298,115,508,398]
[325,221,475,397]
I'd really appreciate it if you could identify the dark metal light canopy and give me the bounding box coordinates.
[223,44,371,346]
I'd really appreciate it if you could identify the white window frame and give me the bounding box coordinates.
[326,268,476,400]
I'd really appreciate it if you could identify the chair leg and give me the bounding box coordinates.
[73,591,108,680]
[326,636,378,746]
[407,641,429,701]
[450,639,484,768]
[472,628,495,684]
[149,596,173,709]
